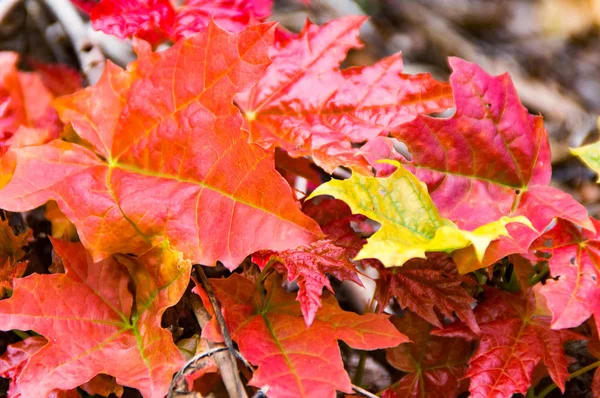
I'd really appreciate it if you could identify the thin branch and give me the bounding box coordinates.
[24,0,70,64]
[0,0,23,24]
[168,346,228,397]
[536,359,600,398]
[38,0,105,84]
[188,293,251,397]
[352,384,379,398]
[195,264,248,398]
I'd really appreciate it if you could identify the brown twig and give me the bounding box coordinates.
[188,293,251,397]
[0,0,23,24]
[352,384,380,398]
[24,0,70,64]
[168,346,228,397]
[194,264,248,398]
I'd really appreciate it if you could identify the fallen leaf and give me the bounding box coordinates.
[309,160,531,267]
[384,312,471,398]
[237,16,453,173]
[0,239,191,397]
[0,23,322,269]
[196,273,408,398]
[390,58,592,272]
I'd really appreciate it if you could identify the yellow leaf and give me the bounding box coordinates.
[571,140,600,183]
[308,161,533,267]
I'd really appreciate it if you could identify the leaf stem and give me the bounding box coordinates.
[526,386,534,398]
[529,263,550,286]
[12,330,29,340]
[353,350,368,385]
[536,360,600,398]
[194,264,248,398]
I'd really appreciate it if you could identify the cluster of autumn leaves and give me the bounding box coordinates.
[2,0,600,397]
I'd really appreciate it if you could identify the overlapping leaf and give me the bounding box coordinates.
[309,160,530,267]
[0,52,58,146]
[0,336,122,398]
[236,16,453,173]
[196,273,408,398]
[572,140,600,181]
[0,239,191,397]
[386,57,592,272]
[0,219,31,298]
[0,23,322,269]
[528,218,600,330]
[383,312,471,398]
[435,288,579,397]
[374,253,478,333]
[0,54,81,188]
[0,336,47,397]
[252,197,368,326]
[90,0,272,44]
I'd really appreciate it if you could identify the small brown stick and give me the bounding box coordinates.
[352,384,379,398]
[194,264,248,398]
[0,0,23,24]
[168,346,228,397]
[24,0,70,64]
[188,293,252,397]
[38,0,105,84]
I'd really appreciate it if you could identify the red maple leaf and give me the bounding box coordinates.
[0,336,47,397]
[434,288,580,397]
[90,0,272,44]
[0,23,322,269]
[236,16,453,173]
[0,219,31,298]
[374,253,479,333]
[196,273,408,397]
[252,197,369,326]
[0,239,191,397]
[0,53,67,153]
[383,311,471,398]
[0,336,123,397]
[528,217,600,330]
[387,57,592,273]
[0,54,81,188]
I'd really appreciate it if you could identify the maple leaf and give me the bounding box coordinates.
[374,253,479,333]
[0,23,322,269]
[309,160,531,267]
[0,239,191,397]
[387,57,592,272]
[252,196,368,326]
[434,288,579,397]
[0,54,79,188]
[383,312,471,398]
[572,139,600,182]
[0,336,122,398]
[0,219,31,298]
[0,53,57,143]
[26,61,82,98]
[44,201,78,240]
[0,336,47,397]
[236,16,453,173]
[527,217,600,330]
[90,0,272,44]
[196,273,408,398]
